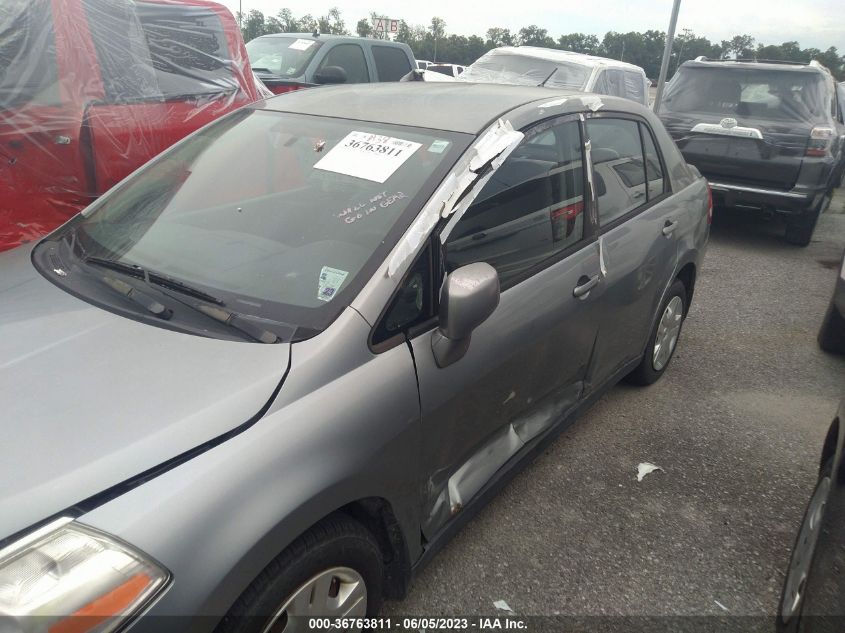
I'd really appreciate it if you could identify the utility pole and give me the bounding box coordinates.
[238,0,242,28]
[653,0,682,114]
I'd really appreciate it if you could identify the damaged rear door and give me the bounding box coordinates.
[411,116,602,539]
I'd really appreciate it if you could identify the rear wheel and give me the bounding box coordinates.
[818,299,845,354]
[785,195,827,247]
[626,279,687,386]
[216,514,384,633]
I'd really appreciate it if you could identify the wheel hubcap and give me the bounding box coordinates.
[652,296,683,371]
[262,567,367,633]
[781,476,831,622]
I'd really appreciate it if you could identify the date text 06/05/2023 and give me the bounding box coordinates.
[307,617,528,630]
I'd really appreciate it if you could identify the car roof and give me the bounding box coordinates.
[483,46,646,74]
[258,82,592,134]
[680,58,828,74]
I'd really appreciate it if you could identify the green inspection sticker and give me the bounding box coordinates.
[428,139,450,154]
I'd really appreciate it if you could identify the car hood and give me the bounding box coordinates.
[0,247,291,542]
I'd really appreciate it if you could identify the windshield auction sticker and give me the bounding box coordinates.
[314,132,422,183]
[289,38,315,50]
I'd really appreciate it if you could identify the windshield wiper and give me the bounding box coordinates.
[84,257,224,305]
[99,274,172,319]
[193,304,279,344]
[539,67,558,87]
[85,256,278,344]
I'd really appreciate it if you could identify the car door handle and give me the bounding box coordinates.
[662,220,678,237]
[573,274,600,298]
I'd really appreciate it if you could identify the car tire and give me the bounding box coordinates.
[818,299,845,354]
[785,203,824,247]
[777,457,834,632]
[625,279,687,386]
[215,514,384,633]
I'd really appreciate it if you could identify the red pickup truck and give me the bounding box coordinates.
[0,0,263,251]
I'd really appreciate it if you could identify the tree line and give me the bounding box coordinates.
[238,8,845,80]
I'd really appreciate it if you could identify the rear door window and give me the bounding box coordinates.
[319,43,369,83]
[0,0,60,108]
[624,71,645,103]
[372,45,412,81]
[83,0,236,103]
[640,123,666,200]
[587,118,648,226]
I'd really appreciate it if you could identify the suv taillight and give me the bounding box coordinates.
[706,182,713,225]
[806,126,834,157]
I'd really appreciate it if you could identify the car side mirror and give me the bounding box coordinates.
[314,66,347,84]
[431,262,500,368]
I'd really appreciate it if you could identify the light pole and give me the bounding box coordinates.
[653,0,682,114]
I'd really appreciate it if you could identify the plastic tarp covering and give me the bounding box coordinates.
[461,47,592,90]
[0,0,262,252]
[662,65,830,124]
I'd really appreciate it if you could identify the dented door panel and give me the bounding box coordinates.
[413,245,601,538]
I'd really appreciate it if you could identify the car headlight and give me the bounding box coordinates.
[0,518,169,633]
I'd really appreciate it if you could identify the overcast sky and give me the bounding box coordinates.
[219,0,843,51]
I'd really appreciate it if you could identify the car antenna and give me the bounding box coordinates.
[539,67,558,87]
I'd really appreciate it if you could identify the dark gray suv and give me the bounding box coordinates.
[0,84,709,632]
[659,58,844,246]
[246,33,416,95]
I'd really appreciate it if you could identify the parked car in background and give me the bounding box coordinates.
[778,400,844,632]
[417,59,432,69]
[461,47,650,106]
[659,58,844,246]
[246,33,416,94]
[427,63,466,78]
[0,83,708,630]
[818,247,845,354]
[0,0,263,253]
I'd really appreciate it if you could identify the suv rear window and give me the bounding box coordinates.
[372,45,412,81]
[83,0,236,103]
[0,0,60,108]
[663,66,828,123]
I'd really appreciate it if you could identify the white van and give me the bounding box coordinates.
[461,46,650,106]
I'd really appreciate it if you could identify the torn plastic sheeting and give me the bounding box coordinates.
[537,97,569,109]
[387,120,524,277]
[579,95,604,111]
[0,0,262,252]
[636,462,663,482]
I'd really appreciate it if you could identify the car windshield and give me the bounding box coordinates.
[662,66,829,123]
[246,36,323,77]
[462,52,591,90]
[63,108,469,331]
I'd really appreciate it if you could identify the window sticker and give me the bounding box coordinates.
[289,38,315,51]
[428,139,450,154]
[314,131,421,183]
[317,266,349,302]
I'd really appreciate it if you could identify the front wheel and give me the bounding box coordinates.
[216,514,384,633]
[777,458,834,632]
[626,279,687,386]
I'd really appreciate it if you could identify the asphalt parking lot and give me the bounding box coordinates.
[385,192,845,619]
